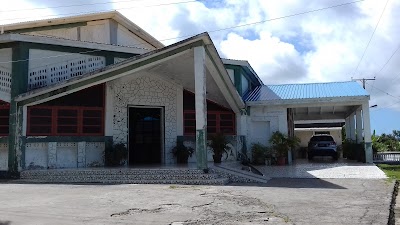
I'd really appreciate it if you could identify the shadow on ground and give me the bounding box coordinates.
[228,178,347,189]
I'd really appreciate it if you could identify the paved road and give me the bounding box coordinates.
[0,179,392,225]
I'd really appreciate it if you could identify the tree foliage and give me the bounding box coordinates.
[372,130,400,152]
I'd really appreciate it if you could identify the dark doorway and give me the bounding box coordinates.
[128,107,162,165]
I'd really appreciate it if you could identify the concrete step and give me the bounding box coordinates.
[18,178,229,185]
[20,173,220,181]
[20,168,205,178]
[19,168,229,185]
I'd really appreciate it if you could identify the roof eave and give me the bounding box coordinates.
[2,11,164,49]
[246,95,370,107]
[0,33,148,54]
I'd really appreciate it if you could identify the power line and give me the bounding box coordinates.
[365,83,400,101]
[142,0,368,42]
[0,0,367,64]
[0,0,158,12]
[369,43,400,94]
[0,0,198,24]
[371,100,400,112]
[352,0,389,76]
[352,77,375,89]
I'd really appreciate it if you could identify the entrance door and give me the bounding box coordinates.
[128,107,162,165]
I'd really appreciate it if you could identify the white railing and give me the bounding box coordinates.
[373,152,400,163]
[28,55,106,90]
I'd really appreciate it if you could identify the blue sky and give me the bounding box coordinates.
[0,0,399,135]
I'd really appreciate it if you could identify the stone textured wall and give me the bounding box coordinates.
[25,143,48,169]
[25,142,105,169]
[110,74,179,164]
[85,142,105,167]
[0,144,8,170]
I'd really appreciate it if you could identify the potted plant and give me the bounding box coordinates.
[104,140,128,167]
[251,143,268,165]
[208,132,230,163]
[172,140,194,164]
[269,131,300,166]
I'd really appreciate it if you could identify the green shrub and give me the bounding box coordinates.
[104,140,128,166]
[251,143,268,165]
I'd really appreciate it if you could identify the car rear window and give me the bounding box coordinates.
[310,136,334,142]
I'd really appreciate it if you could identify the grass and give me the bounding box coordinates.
[377,164,400,180]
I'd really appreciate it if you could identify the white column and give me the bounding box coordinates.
[345,117,350,140]
[349,112,356,141]
[362,102,373,163]
[194,46,207,170]
[356,108,363,143]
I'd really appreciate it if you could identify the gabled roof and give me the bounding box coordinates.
[245,81,369,102]
[15,33,245,112]
[1,11,164,49]
[222,58,264,85]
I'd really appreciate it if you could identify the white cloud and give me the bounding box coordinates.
[1,0,400,113]
[220,32,307,84]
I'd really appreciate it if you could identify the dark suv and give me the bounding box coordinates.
[307,135,338,160]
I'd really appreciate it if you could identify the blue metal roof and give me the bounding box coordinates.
[244,81,369,102]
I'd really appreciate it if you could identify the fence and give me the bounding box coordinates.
[373,152,400,164]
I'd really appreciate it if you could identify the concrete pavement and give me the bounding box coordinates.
[0,178,392,225]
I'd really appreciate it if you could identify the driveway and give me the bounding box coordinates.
[0,178,392,225]
[221,159,387,179]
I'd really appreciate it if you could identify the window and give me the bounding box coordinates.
[241,75,249,95]
[226,69,235,83]
[28,107,103,136]
[184,111,235,135]
[0,103,10,136]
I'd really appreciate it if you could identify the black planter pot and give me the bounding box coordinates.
[213,155,222,163]
[177,155,189,164]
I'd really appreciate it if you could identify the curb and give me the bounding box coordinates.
[388,180,399,225]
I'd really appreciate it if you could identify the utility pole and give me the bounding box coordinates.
[351,77,376,89]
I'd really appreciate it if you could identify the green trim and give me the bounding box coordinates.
[19,40,204,106]
[234,68,242,95]
[23,42,135,59]
[224,64,261,89]
[9,22,87,34]
[20,136,26,169]
[0,137,9,144]
[0,43,17,49]
[105,56,115,66]
[195,129,208,170]
[9,43,29,174]
[11,43,29,95]
[25,136,112,143]
[204,48,242,111]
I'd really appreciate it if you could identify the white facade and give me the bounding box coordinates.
[246,106,287,149]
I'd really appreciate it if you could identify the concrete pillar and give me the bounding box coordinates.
[349,112,356,141]
[48,142,57,169]
[345,117,350,140]
[194,46,207,170]
[356,108,363,143]
[77,142,86,168]
[362,102,373,163]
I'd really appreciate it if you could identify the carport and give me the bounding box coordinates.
[245,81,372,164]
